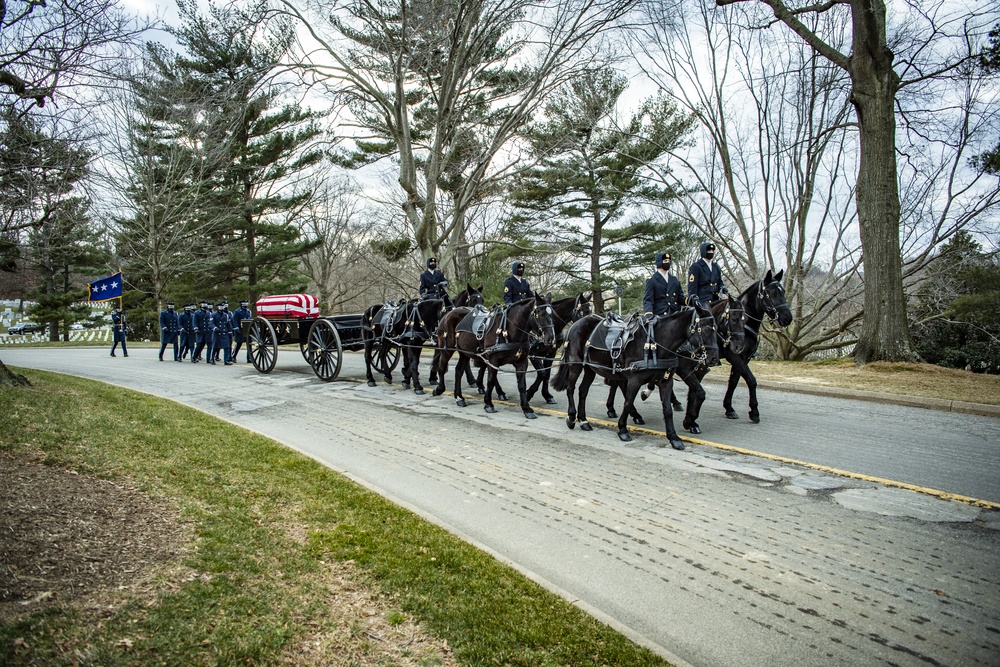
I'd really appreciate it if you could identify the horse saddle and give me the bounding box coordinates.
[587,312,640,358]
[456,304,494,340]
[376,301,405,332]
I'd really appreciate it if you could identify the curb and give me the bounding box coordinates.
[701,373,1000,418]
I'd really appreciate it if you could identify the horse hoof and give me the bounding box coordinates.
[632,416,645,425]
[456,398,467,407]
[524,411,537,419]
[414,388,425,395]
[725,410,739,419]
[640,389,651,401]
[367,380,377,387]
[607,409,618,418]
[580,421,593,432]
[401,381,411,390]
[497,393,509,402]
[566,417,575,429]
[484,405,497,414]
[478,387,486,395]
[545,397,557,405]
[688,425,701,435]
[432,387,444,396]
[671,439,686,451]
[618,431,632,442]
[750,413,760,424]
[671,402,683,411]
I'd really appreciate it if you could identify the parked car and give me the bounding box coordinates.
[8,322,45,335]
[70,323,84,331]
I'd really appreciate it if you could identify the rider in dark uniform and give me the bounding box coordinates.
[178,304,195,360]
[642,252,684,321]
[231,300,252,363]
[503,261,535,305]
[687,241,726,306]
[419,257,449,300]
[158,301,180,361]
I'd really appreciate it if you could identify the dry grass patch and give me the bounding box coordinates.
[718,358,1000,405]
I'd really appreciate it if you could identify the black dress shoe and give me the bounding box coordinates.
[110,353,116,357]
[123,354,129,357]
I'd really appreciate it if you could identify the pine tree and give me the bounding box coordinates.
[507,68,694,312]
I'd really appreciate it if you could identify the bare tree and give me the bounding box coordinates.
[708,0,997,362]
[0,0,147,113]
[278,0,637,279]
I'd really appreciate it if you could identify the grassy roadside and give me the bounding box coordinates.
[0,369,668,667]
[705,357,1000,406]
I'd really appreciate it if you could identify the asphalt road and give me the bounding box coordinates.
[4,347,1000,667]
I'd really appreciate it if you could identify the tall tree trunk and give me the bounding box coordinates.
[849,0,914,362]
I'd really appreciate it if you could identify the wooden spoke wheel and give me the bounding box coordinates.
[372,338,401,374]
[307,318,343,382]
[248,317,278,373]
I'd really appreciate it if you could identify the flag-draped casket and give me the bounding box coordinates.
[255,294,320,320]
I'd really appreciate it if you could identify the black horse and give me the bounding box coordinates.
[551,307,718,449]
[483,293,592,405]
[395,298,448,395]
[435,295,557,418]
[362,297,410,386]
[607,296,746,434]
[720,269,793,422]
[427,284,484,387]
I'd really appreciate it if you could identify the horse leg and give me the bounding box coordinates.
[617,378,643,442]
[428,348,439,384]
[564,369,579,429]
[400,345,411,390]
[525,358,542,401]
[577,367,597,432]
[540,361,557,404]
[723,362,741,418]
[411,347,425,395]
[487,363,507,401]
[454,353,468,407]
[471,362,483,394]
[606,383,618,418]
[658,378,686,450]
[433,345,452,396]
[483,364,497,414]
[680,369,706,434]
[517,364,535,419]
[364,340,377,387]
[627,378,646,425]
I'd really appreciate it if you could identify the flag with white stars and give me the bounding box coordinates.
[88,272,123,302]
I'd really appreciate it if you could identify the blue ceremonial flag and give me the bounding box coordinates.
[89,272,123,302]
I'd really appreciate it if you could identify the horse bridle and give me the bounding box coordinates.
[744,279,786,337]
[717,298,744,349]
[572,294,589,321]
[527,302,557,347]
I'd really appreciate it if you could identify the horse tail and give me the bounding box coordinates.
[551,346,575,392]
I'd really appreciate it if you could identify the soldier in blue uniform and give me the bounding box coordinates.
[178,304,195,361]
[231,300,252,363]
[212,301,234,365]
[642,252,684,321]
[503,261,535,305]
[192,300,214,364]
[419,257,450,303]
[687,241,726,306]
[109,306,128,357]
[158,301,180,361]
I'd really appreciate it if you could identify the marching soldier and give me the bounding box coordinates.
[687,241,726,306]
[178,304,195,360]
[192,300,214,364]
[503,261,535,305]
[158,301,180,361]
[212,301,234,365]
[109,305,128,357]
[231,299,252,363]
[642,252,684,322]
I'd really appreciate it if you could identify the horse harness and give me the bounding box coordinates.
[743,279,786,338]
[585,308,708,374]
[456,301,555,358]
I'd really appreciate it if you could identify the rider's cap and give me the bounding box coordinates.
[427,257,436,268]
[239,300,248,306]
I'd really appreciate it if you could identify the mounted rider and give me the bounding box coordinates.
[503,261,535,305]
[419,257,452,310]
[642,252,684,322]
[687,241,727,306]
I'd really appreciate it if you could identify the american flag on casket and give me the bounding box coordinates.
[255,294,320,320]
